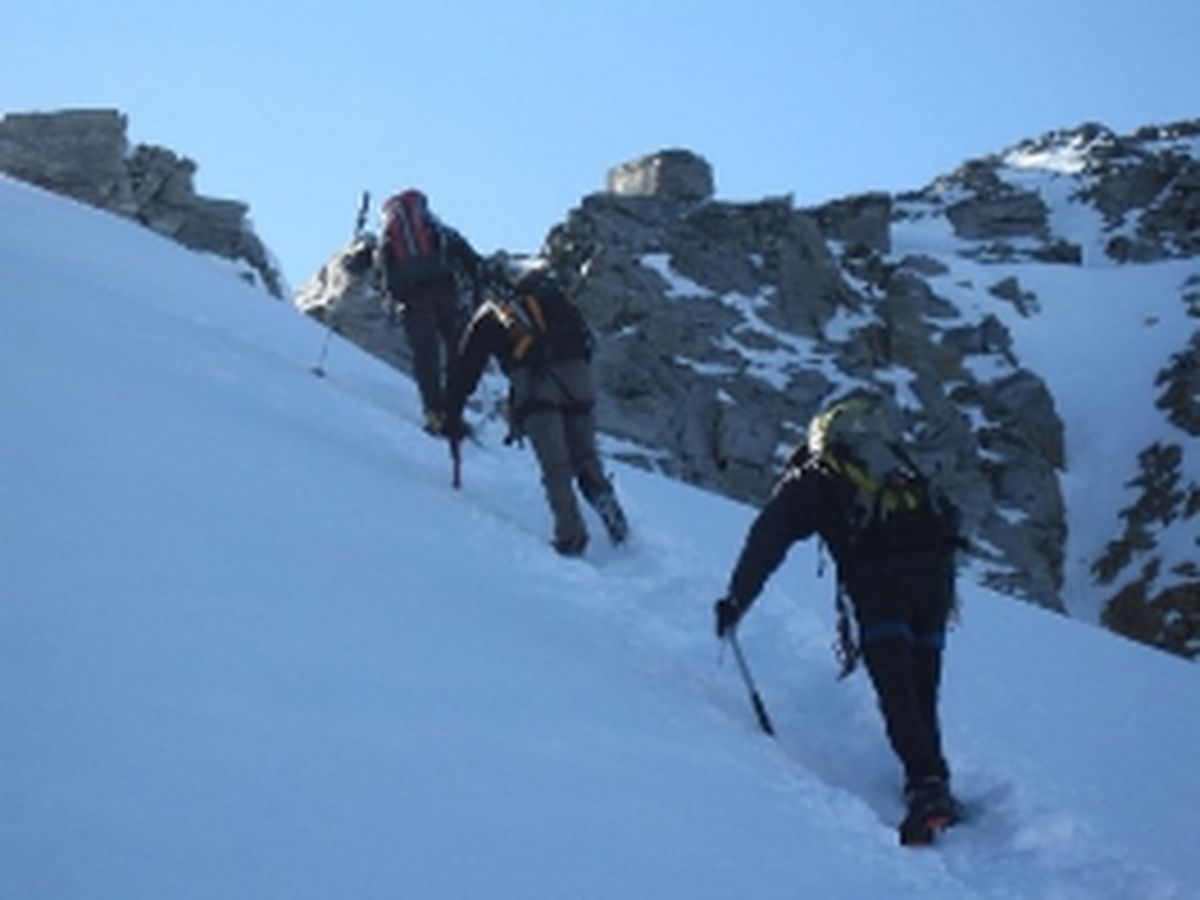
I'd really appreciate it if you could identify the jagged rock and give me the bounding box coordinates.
[549,151,1069,609]
[294,236,413,373]
[1104,576,1199,660]
[1156,331,1200,435]
[1031,240,1083,265]
[1139,159,1200,258]
[1132,121,1200,143]
[1094,441,1199,658]
[867,270,961,378]
[544,165,866,504]
[895,254,948,277]
[1087,242,1200,656]
[1182,275,1200,319]
[926,157,1055,246]
[1105,234,1168,264]
[942,314,1016,362]
[298,147,1070,611]
[813,192,892,254]
[1048,119,1200,263]
[297,123,1200,654]
[988,276,1040,316]
[946,186,1049,240]
[128,144,196,209]
[1090,156,1175,222]
[0,109,130,210]
[1091,442,1195,581]
[606,149,714,202]
[0,108,282,297]
[986,370,1065,468]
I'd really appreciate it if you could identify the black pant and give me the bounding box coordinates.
[849,564,953,788]
[401,279,465,418]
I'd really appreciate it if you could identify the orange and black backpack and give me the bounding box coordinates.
[489,269,594,368]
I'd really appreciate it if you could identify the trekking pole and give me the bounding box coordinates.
[728,632,776,737]
[311,324,335,378]
[353,189,371,237]
[312,190,371,377]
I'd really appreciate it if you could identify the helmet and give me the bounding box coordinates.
[807,392,902,477]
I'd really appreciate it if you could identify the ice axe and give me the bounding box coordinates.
[728,632,776,737]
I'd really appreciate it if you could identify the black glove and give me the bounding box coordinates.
[343,239,375,275]
[714,596,743,639]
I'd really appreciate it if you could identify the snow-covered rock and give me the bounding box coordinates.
[0,108,284,297]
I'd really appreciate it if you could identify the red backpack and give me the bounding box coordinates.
[380,190,446,293]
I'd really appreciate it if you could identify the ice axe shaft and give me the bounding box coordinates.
[311,326,335,377]
[450,437,462,489]
[729,632,776,737]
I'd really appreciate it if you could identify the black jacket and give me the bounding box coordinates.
[728,460,855,608]
[444,282,592,425]
[381,225,480,301]
[727,457,957,618]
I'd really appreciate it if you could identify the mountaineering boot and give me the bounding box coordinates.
[898,776,962,846]
[586,487,628,546]
[553,534,588,558]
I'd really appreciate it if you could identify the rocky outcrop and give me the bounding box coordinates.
[892,123,1199,654]
[542,149,1066,609]
[1095,321,1199,658]
[1097,440,1199,658]
[1157,329,1200,436]
[813,192,892,254]
[294,236,415,373]
[1083,121,1200,262]
[944,165,1050,241]
[607,148,715,202]
[0,108,128,208]
[297,128,1200,658]
[0,109,283,297]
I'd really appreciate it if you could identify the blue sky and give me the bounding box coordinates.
[3,1,1197,288]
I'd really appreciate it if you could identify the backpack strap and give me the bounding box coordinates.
[808,455,862,678]
[823,453,879,495]
[492,294,548,363]
[824,451,924,519]
[383,194,444,262]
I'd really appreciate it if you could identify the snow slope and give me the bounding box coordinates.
[2,175,1198,899]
